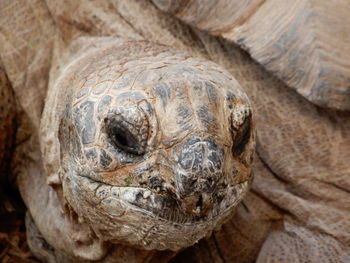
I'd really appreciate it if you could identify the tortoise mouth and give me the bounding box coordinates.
[77,174,250,224]
[65,171,251,251]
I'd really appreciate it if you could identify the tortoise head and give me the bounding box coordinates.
[57,39,255,251]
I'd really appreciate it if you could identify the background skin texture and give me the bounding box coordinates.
[0,0,349,262]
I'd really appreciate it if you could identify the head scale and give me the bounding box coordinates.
[55,39,255,251]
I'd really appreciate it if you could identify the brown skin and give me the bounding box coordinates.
[153,0,350,111]
[1,0,349,263]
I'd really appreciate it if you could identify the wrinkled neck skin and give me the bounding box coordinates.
[37,37,255,262]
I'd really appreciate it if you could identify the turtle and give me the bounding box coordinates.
[0,1,256,262]
[0,0,349,263]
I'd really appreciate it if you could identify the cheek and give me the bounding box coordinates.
[84,148,99,166]
[59,115,83,165]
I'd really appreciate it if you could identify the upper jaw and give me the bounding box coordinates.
[79,173,250,223]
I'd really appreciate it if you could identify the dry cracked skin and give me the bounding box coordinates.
[0,0,349,263]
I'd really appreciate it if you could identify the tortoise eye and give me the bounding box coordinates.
[112,125,141,154]
[105,117,145,156]
[232,114,251,157]
[230,105,251,157]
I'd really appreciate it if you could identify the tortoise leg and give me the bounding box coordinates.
[25,211,58,263]
[256,220,348,263]
[26,210,94,263]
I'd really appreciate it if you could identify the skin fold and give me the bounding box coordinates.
[0,0,349,262]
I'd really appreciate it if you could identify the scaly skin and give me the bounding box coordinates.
[1,0,349,263]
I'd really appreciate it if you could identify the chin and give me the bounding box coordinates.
[61,166,251,251]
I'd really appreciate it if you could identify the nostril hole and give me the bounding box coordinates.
[195,195,203,209]
[189,179,197,188]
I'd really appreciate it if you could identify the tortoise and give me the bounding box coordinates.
[0,0,349,263]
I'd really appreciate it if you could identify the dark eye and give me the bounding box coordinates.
[105,118,145,155]
[113,126,141,154]
[232,114,251,157]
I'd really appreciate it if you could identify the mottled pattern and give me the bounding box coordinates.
[0,0,349,263]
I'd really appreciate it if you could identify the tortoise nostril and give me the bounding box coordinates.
[189,178,197,188]
[180,193,212,216]
[195,194,203,210]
